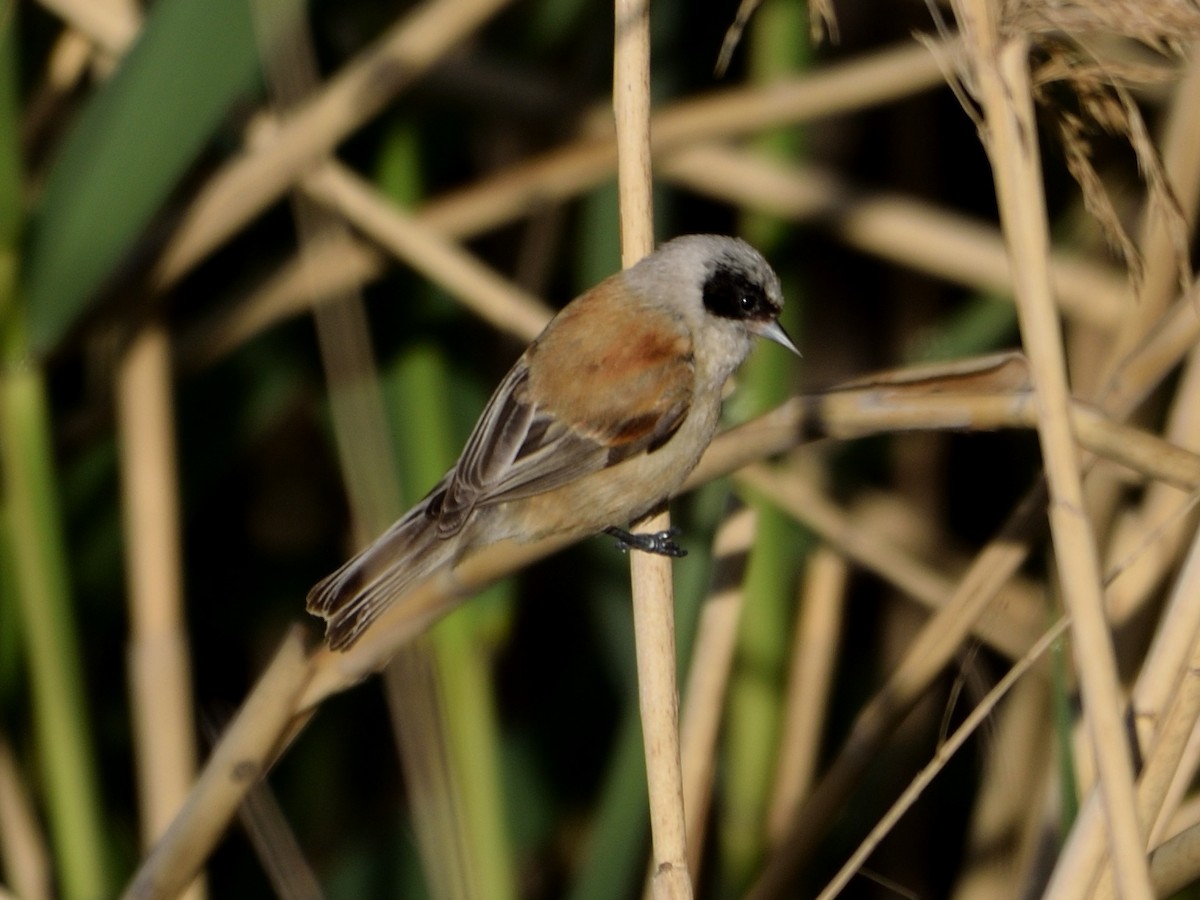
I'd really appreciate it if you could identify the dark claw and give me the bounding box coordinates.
[604,526,687,558]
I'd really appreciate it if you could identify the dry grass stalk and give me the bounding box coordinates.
[1161,790,1200,845]
[1145,819,1200,897]
[231,763,323,900]
[737,460,1040,657]
[1104,352,1200,623]
[1123,52,1200,339]
[741,270,1200,889]
[952,1,1151,894]
[1046,525,1200,898]
[662,145,1127,329]
[816,617,1071,900]
[1007,0,1200,55]
[259,5,502,892]
[150,0,515,293]
[381,649,472,900]
[1091,564,1200,899]
[122,629,313,900]
[747,482,1048,898]
[715,0,838,76]
[122,336,1200,895]
[1100,277,1200,415]
[1153,719,1200,848]
[36,0,139,55]
[190,134,1126,371]
[949,673,1054,899]
[0,739,51,900]
[766,545,848,842]
[177,231,383,369]
[303,162,553,342]
[675,505,757,882]
[21,29,94,158]
[720,375,1200,492]
[613,0,691,895]
[1094,48,1200,620]
[114,323,202,898]
[420,39,948,240]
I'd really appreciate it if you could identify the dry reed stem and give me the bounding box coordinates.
[149,0,514,292]
[854,488,1046,623]
[420,38,949,240]
[737,461,1039,657]
[276,158,404,541]
[114,324,202,898]
[35,0,139,54]
[1105,351,1200,622]
[1113,51,1200,359]
[1144,820,1200,897]
[799,388,1200,490]
[1162,791,1200,845]
[281,40,950,343]
[661,145,1126,329]
[1095,51,1200,622]
[721,377,1200,494]
[766,545,847,842]
[613,0,691,894]
[176,232,381,369]
[122,628,313,900]
[1101,278,1200,415]
[280,360,1200,670]
[21,29,94,157]
[302,162,553,342]
[125,357,1188,890]
[675,505,757,883]
[1046,524,1200,899]
[747,41,1200,897]
[262,8,501,891]
[381,649,473,900]
[1035,57,1200,900]
[1090,557,1200,898]
[747,479,1047,898]
[1139,612,1200,837]
[193,134,1127,370]
[687,347,1200,490]
[955,4,1150,893]
[0,739,51,900]
[949,672,1053,900]
[130,349,1200,890]
[232,772,323,900]
[815,617,1071,900]
[1155,723,1200,848]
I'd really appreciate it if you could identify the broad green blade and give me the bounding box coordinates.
[24,0,260,353]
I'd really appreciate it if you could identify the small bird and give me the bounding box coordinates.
[308,234,797,650]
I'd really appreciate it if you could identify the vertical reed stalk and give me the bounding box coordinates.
[614,0,692,895]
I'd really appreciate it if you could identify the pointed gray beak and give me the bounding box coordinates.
[753,318,801,357]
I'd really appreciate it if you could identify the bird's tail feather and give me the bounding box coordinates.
[306,503,461,651]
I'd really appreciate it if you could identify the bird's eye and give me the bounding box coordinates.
[703,265,771,322]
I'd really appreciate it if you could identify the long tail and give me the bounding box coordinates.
[306,499,461,651]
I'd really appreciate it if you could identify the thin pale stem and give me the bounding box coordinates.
[956,4,1150,893]
[115,323,202,897]
[614,0,691,895]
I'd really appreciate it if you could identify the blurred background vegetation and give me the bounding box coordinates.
[2,0,1200,898]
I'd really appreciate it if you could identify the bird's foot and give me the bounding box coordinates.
[604,526,687,558]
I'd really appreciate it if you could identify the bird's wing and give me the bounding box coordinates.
[433,280,695,537]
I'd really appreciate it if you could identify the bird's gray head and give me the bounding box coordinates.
[624,234,798,379]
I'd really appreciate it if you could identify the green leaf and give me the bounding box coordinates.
[24,0,260,353]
